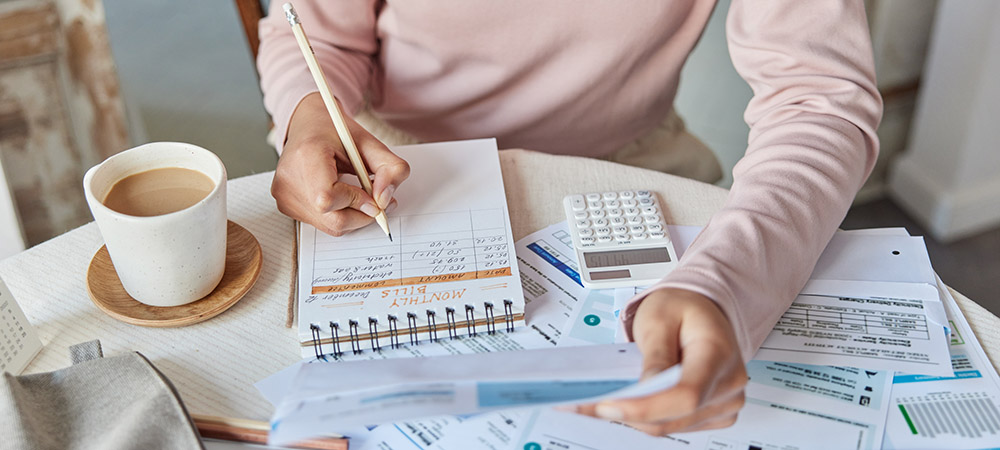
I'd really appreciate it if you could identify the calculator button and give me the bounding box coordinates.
[629,224,645,234]
[641,206,658,216]
[569,195,586,211]
[612,226,628,235]
[637,190,652,198]
[573,211,589,220]
[597,235,613,244]
[621,199,637,208]
[604,199,620,208]
[580,236,596,245]
[576,219,591,228]
[592,218,609,227]
[627,216,643,225]
[607,208,623,218]
[589,209,606,219]
[585,193,602,201]
[624,208,640,217]
[595,227,612,236]
[644,215,661,223]
[638,198,655,207]
[602,192,618,201]
[646,223,663,233]
[609,217,626,226]
[578,228,594,237]
[632,233,648,240]
[588,201,603,210]
[619,191,635,199]
[614,234,630,243]
[649,231,666,240]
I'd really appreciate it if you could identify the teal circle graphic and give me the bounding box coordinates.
[524,443,542,450]
[584,314,601,326]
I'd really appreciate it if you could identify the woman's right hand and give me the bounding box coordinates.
[271,93,410,236]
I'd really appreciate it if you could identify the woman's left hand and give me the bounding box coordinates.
[574,287,748,436]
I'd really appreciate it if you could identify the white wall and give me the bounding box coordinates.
[888,0,1000,241]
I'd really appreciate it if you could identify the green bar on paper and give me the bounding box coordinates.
[898,404,918,435]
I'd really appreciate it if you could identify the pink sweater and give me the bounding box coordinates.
[257,1,882,361]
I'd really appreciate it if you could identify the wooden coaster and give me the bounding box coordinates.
[87,220,263,327]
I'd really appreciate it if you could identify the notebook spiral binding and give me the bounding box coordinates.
[310,300,516,358]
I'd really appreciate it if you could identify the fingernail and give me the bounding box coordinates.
[386,202,398,213]
[377,185,396,209]
[595,404,625,421]
[360,203,379,218]
[552,404,577,413]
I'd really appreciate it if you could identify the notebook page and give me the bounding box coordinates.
[297,139,523,356]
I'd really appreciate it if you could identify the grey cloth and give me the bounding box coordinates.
[69,341,104,365]
[0,340,204,450]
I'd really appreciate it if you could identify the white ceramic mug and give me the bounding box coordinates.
[83,142,228,307]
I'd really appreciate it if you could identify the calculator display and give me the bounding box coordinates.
[583,247,671,268]
[590,269,632,280]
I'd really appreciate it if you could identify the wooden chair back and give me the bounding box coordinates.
[233,0,266,62]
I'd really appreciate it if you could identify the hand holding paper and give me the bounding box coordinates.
[268,343,682,445]
[575,287,748,435]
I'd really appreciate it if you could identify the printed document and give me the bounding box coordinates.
[262,224,951,449]
[255,328,554,407]
[526,223,952,376]
[516,222,646,347]
[755,290,953,377]
[423,362,893,450]
[881,278,1000,449]
[510,368,892,450]
[0,277,42,375]
[268,343,681,445]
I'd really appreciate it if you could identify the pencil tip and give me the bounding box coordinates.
[388,233,393,242]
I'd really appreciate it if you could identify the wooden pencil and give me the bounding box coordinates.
[193,414,348,450]
[283,2,392,241]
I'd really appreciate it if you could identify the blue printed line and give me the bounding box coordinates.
[893,370,982,384]
[393,423,428,450]
[476,379,633,407]
[360,390,454,404]
[527,242,582,286]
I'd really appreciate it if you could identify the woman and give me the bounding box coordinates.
[256,0,882,435]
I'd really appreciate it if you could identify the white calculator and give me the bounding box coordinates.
[563,190,679,288]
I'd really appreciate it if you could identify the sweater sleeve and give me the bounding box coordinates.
[256,0,381,154]
[624,0,882,362]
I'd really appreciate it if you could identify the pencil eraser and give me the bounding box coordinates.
[283,3,298,25]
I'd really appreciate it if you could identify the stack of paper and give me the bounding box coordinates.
[258,224,1000,450]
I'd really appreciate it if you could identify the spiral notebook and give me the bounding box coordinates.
[296,139,524,358]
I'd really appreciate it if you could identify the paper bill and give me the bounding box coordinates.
[517,222,602,345]
[269,343,681,445]
[755,291,953,377]
[503,361,893,450]
[882,278,1000,449]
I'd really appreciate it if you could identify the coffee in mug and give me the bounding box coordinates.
[102,167,216,217]
[84,142,228,307]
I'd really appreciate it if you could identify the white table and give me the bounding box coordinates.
[2,149,997,424]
